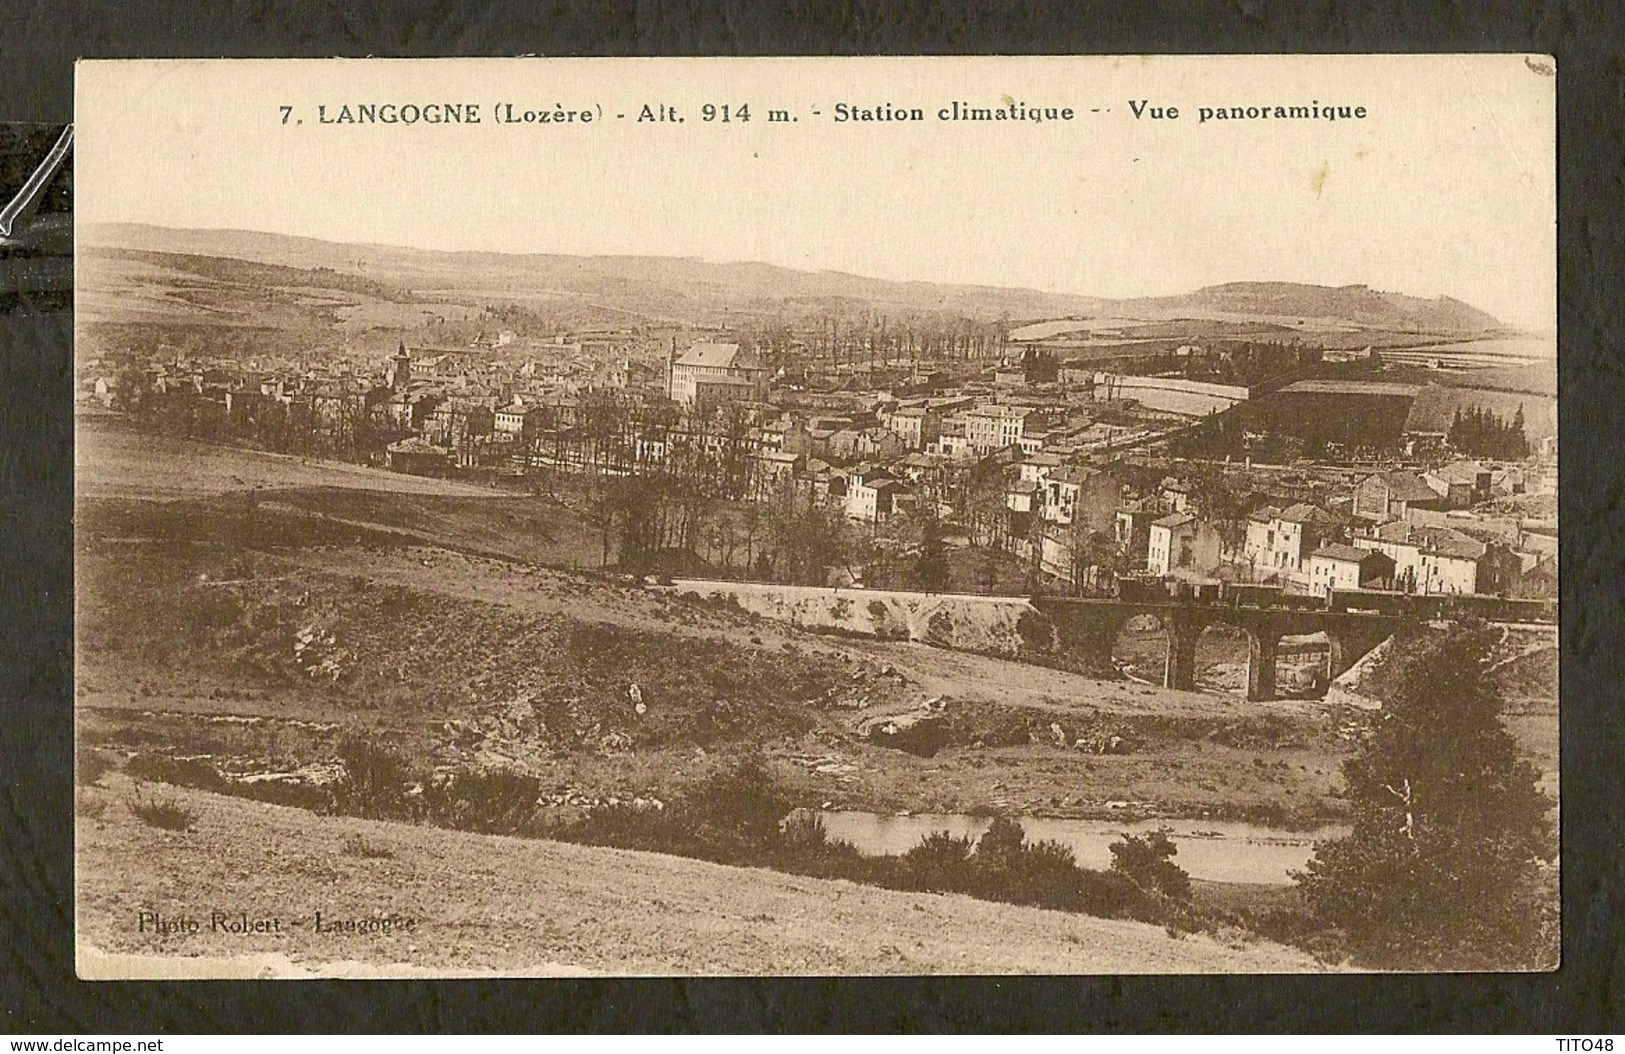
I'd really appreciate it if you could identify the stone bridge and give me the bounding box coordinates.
[663,578,1405,703]
[1031,597,1403,702]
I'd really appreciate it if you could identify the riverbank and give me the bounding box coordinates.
[77,777,1332,976]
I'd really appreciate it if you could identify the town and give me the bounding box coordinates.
[79,308,1558,614]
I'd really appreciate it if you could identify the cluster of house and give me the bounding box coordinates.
[82,332,1557,601]
[78,329,656,453]
[1129,462,1557,599]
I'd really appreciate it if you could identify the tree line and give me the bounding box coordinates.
[1448,404,1531,460]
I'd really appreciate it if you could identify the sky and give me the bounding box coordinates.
[75,55,1555,331]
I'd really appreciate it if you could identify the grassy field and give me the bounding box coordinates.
[1406,384,1557,441]
[78,416,510,500]
[76,775,1329,976]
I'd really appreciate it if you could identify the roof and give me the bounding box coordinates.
[1153,512,1196,529]
[1367,521,1487,560]
[434,397,492,414]
[1279,380,1421,397]
[1278,502,1342,525]
[1429,460,1489,484]
[1309,544,1385,565]
[1009,479,1042,494]
[1367,470,1439,503]
[387,437,442,454]
[1249,504,1283,523]
[674,342,758,369]
[1049,464,1100,486]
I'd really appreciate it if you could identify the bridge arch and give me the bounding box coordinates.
[1112,612,1173,685]
[1031,596,1403,703]
[1193,622,1252,697]
[1270,631,1338,698]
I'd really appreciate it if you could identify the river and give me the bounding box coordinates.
[821,812,1349,885]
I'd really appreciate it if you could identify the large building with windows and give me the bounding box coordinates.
[667,342,768,407]
[962,404,1032,454]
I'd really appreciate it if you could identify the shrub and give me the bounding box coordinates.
[1015,608,1056,655]
[77,750,115,788]
[967,819,1073,907]
[565,801,679,854]
[1071,867,1148,919]
[76,792,110,821]
[1109,827,1193,901]
[327,739,418,821]
[125,753,228,792]
[679,755,795,858]
[975,815,1028,861]
[420,768,543,835]
[777,807,828,851]
[232,778,331,812]
[342,833,394,859]
[932,818,1149,917]
[129,790,195,831]
[900,830,976,892]
[562,755,795,865]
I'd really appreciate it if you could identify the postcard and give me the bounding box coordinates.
[72,55,1556,978]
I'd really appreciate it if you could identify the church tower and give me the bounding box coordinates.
[391,341,412,391]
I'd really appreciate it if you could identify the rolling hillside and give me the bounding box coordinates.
[80,223,1108,326]
[1126,282,1504,332]
[80,224,1510,336]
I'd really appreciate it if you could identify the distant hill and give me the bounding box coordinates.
[1126,281,1504,332]
[80,223,1108,326]
[80,224,1504,334]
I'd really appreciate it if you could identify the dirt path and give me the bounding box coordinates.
[77,779,1332,976]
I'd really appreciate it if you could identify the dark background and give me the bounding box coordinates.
[0,126,69,215]
[2,0,1620,1033]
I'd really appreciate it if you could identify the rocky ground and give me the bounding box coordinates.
[77,532,1370,828]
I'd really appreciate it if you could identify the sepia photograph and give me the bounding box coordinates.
[71,55,1556,978]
